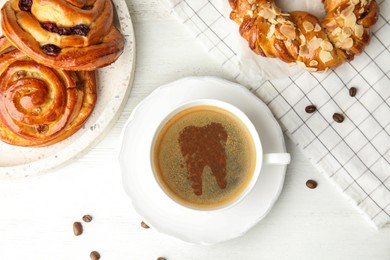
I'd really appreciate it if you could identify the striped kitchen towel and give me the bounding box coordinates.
[164,0,390,228]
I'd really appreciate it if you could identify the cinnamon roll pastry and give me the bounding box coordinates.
[1,0,124,71]
[0,37,97,147]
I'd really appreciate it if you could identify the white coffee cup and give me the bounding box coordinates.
[150,99,291,210]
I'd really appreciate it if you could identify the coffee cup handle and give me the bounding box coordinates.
[263,153,291,165]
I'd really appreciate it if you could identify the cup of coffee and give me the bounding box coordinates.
[151,99,290,210]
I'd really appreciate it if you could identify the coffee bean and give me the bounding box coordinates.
[333,113,344,123]
[306,180,318,189]
[141,221,150,229]
[349,87,357,97]
[305,105,317,113]
[73,222,83,236]
[90,251,100,260]
[157,257,167,260]
[82,215,93,223]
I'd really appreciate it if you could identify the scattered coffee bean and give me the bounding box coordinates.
[333,113,344,123]
[90,251,100,260]
[73,221,83,236]
[306,180,318,189]
[157,257,167,260]
[82,214,93,223]
[349,87,357,97]
[305,105,317,114]
[141,221,150,229]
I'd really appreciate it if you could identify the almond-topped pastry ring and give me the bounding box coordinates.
[1,0,124,71]
[0,36,97,147]
[228,0,379,72]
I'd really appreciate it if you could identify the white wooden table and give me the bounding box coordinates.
[1,1,389,259]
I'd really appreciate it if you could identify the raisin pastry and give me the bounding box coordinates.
[0,36,97,147]
[1,0,124,71]
[228,0,379,71]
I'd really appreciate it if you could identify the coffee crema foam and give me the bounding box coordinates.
[153,105,256,209]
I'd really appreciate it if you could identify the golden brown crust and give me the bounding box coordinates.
[0,37,97,147]
[229,0,379,72]
[1,0,124,71]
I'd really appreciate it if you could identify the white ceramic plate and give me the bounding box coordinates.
[119,77,287,245]
[0,0,135,177]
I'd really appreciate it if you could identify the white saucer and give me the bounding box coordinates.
[119,77,288,245]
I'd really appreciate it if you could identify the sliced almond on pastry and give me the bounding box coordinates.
[267,24,276,38]
[259,8,276,20]
[303,21,314,32]
[321,40,334,52]
[280,24,296,40]
[309,37,323,51]
[309,60,319,66]
[319,50,333,63]
[354,24,364,38]
[340,38,354,49]
[341,4,355,18]
[344,13,357,28]
[326,20,337,28]
[314,24,322,32]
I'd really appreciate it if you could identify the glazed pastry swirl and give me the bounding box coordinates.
[229,0,379,71]
[1,0,124,70]
[0,37,97,147]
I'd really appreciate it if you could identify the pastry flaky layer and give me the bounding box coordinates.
[0,36,97,147]
[1,0,124,71]
[228,0,379,72]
